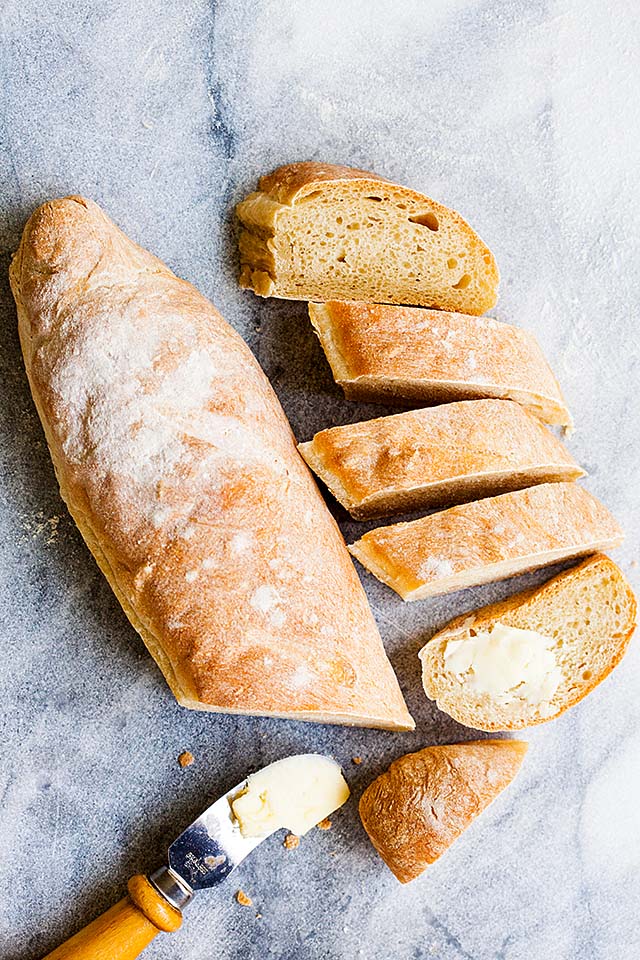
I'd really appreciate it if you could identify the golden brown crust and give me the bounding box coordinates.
[359,740,528,883]
[11,197,414,730]
[298,400,583,519]
[349,482,623,600]
[419,554,637,730]
[257,161,389,204]
[309,302,571,427]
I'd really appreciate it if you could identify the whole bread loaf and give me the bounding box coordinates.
[10,197,413,730]
[237,162,499,314]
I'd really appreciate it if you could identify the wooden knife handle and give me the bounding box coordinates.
[41,875,182,960]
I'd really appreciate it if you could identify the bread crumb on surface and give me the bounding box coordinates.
[255,912,262,919]
[236,889,253,907]
[178,751,194,768]
[630,559,638,569]
[317,818,332,831]
[283,833,300,849]
[352,756,362,765]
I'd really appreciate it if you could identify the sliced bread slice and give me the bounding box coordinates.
[309,301,571,427]
[237,162,499,314]
[298,399,583,520]
[359,740,528,883]
[419,554,637,731]
[348,482,623,600]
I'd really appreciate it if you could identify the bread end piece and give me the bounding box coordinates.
[419,554,637,731]
[359,739,527,883]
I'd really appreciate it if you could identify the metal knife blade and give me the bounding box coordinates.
[149,753,332,909]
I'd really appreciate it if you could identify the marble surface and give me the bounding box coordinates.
[1,2,639,958]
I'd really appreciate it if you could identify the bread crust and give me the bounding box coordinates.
[309,302,572,427]
[237,162,499,314]
[359,739,528,882]
[10,196,414,730]
[348,482,623,600]
[298,399,583,520]
[419,554,637,730]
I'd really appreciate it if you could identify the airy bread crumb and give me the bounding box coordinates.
[178,751,194,768]
[283,833,300,849]
[236,889,253,906]
[317,818,332,831]
[352,756,363,765]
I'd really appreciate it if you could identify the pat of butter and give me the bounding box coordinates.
[444,621,562,706]
[231,754,350,838]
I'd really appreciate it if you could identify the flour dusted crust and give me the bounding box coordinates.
[237,162,499,315]
[298,399,583,520]
[309,302,571,427]
[349,482,623,600]
[10,197,414,730]
[419,554,637,731]
[359,740,528,883]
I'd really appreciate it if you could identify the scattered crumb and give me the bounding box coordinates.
[19,512,61,546]
[142,119,154,129]
[352,756,362,765]
[255,912,262,920]
[630,560,638,569]
[317,818,332,831]
[562,424,575,438]
[236,889,253,907]
[178,751,194,768]
[283,833,300,850]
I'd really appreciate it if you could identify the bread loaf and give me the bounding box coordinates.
[10,197,414,730]
[237,162,499,314]
[348,482,623,600]
[298,399,583,520]
[359,740,528,883]
[419,554,636,730]
[309,301,571,427]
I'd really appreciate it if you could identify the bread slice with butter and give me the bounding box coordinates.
[308,301,571,427]
[359,740,528,883]
[236,162,499,315]
[419,554,636,731]
[348,482,623,600]
[298,399,583,520]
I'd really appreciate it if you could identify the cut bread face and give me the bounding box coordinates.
[348,482,623,600]
[237,162,499,314]
[359,740,528,883]
[298,399,583,520]
[309,301,571,427]
[419,554,637,731]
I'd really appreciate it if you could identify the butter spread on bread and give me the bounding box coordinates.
[420,554,636,730]
[237,162,499,314]
[349,482,623,600]
[299,399,583,520]
[359,740,527,883]
[308,301,571,427]
[443,622,562,707]
[10,197,413,730]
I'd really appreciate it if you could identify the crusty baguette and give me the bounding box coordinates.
[309,301,571,427]
[359,740,528,883]
[348,482,623,600]
[298,399,583,520]
[10,197,414,731]
[237,162,499,314]
[419,555,637,731]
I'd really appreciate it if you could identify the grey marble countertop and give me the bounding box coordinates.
[1,2,639,958]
